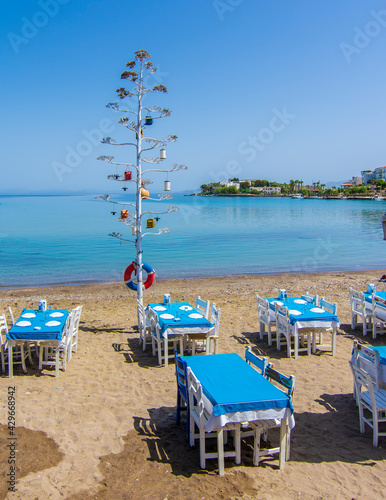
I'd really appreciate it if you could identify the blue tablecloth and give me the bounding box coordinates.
[369,346,386,365]
[147,302,213,334]
[267,297,339,325]
[181,353,293,417]
[8,309,69,341]
[364,290,386,304]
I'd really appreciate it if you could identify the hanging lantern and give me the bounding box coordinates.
[122,186,128,191]
[144,116,153,125]
[141,187,149,199]
[120,209,129,219]
[160,148,166,160]
[164,180,171,191]
[124,171,132,181]
[146,219,155,228]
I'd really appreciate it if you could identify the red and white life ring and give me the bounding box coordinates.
[124,261,155,291]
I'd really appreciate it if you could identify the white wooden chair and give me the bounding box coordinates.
[39,312,73,376]
[207,303,221,355]
[256,295,276,346]
[67,305,82,361]
[351,363,386,447]
[241,365,295,466]
[7,307,15,326]
[349,288,372,336]
[245,346,270,376]
[150,311,182,366]
[372,295,386,340]
[0,314,31,375]
[196,296,210,319]
[187,368,241,476]
[275,303,310,358]
[310,297,338,356]
[137,299,152,350]
[350,341,381,402]
[301,292,319,306]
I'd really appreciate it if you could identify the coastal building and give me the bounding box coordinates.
[361,167,386,185]
[220,180,240,189]
[249,186,281,194]
[341,176,363,188]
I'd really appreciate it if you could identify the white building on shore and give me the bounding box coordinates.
[361,167,386,185]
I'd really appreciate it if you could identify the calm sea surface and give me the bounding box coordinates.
[0,194,385,288]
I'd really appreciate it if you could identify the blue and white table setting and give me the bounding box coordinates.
[7,308,69,378]
[181,353,295,470]
[266,296,340,357]
[146,301,214,367]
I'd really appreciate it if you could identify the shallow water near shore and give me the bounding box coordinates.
[1,193,385,288]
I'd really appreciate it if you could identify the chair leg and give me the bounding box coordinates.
[253,426,262,466]
[200,427,206,470]
[20,346,27,373]
[259,322,265,340]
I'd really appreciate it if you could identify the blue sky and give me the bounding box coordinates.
[1,0,386,194]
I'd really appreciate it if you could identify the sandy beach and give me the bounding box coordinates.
[1,269,386,499]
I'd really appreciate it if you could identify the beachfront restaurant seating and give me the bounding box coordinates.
[196,296,210,319]
[311,297,338,356]
[137,299,153,351]
[240,363,295,464]
[256,295,276,346]
[39,310,74,375]
[372,295,386,340]
[275,303,311,358]
[300,292,319,305]
[349,288,372,336]
[174,350,189,439]
[350,341,381,402]
[0,314,31,374]
[151,311,183,366]
[350,363,386,447]
[187,367,241,475]
[67,305,82,362]
[245,346,270,376]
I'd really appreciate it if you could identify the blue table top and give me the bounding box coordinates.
[370,346,386,365]
[147,302,213,334]
[181,353,293,417]
[8,309,69,341]
[364,290,386,303]
[267,297,339,325]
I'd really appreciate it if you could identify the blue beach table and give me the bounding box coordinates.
[266,297,340,357]
[7,308,69,378]
[147,302,214,367]
[181,352,295,470]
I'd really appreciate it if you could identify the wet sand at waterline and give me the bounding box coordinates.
[1,269,386,499]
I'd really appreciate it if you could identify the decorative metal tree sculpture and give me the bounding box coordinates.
[97,49,187,311]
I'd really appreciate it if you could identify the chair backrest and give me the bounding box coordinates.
[274,303,290,332]
[373,295,386,321]
[187,367,205,420]
[320,297,338,315]
[210,303,221,336]
[301,292,319,305]
[71,305,82,334]
[137,299,146,332]
[245,346,270,376]
[265,365,295,400]
[0,314,8,345]
[352,340,381,389]
[174,349,188,399]
[349,287,367,311]
[7,307,15,326]
[196,296,210,319]
[256,295,270,314]
[350,363,376,404]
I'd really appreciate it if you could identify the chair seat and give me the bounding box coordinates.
[361,390,386,409]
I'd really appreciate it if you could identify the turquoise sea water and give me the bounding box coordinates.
[0,194,385,288]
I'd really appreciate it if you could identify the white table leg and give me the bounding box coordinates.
[279,417,287,470]
[164,335,168,368]
[217,427,225,476]
[332,327,337,357]
[55,344,59,377]
[8,342,13,379]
